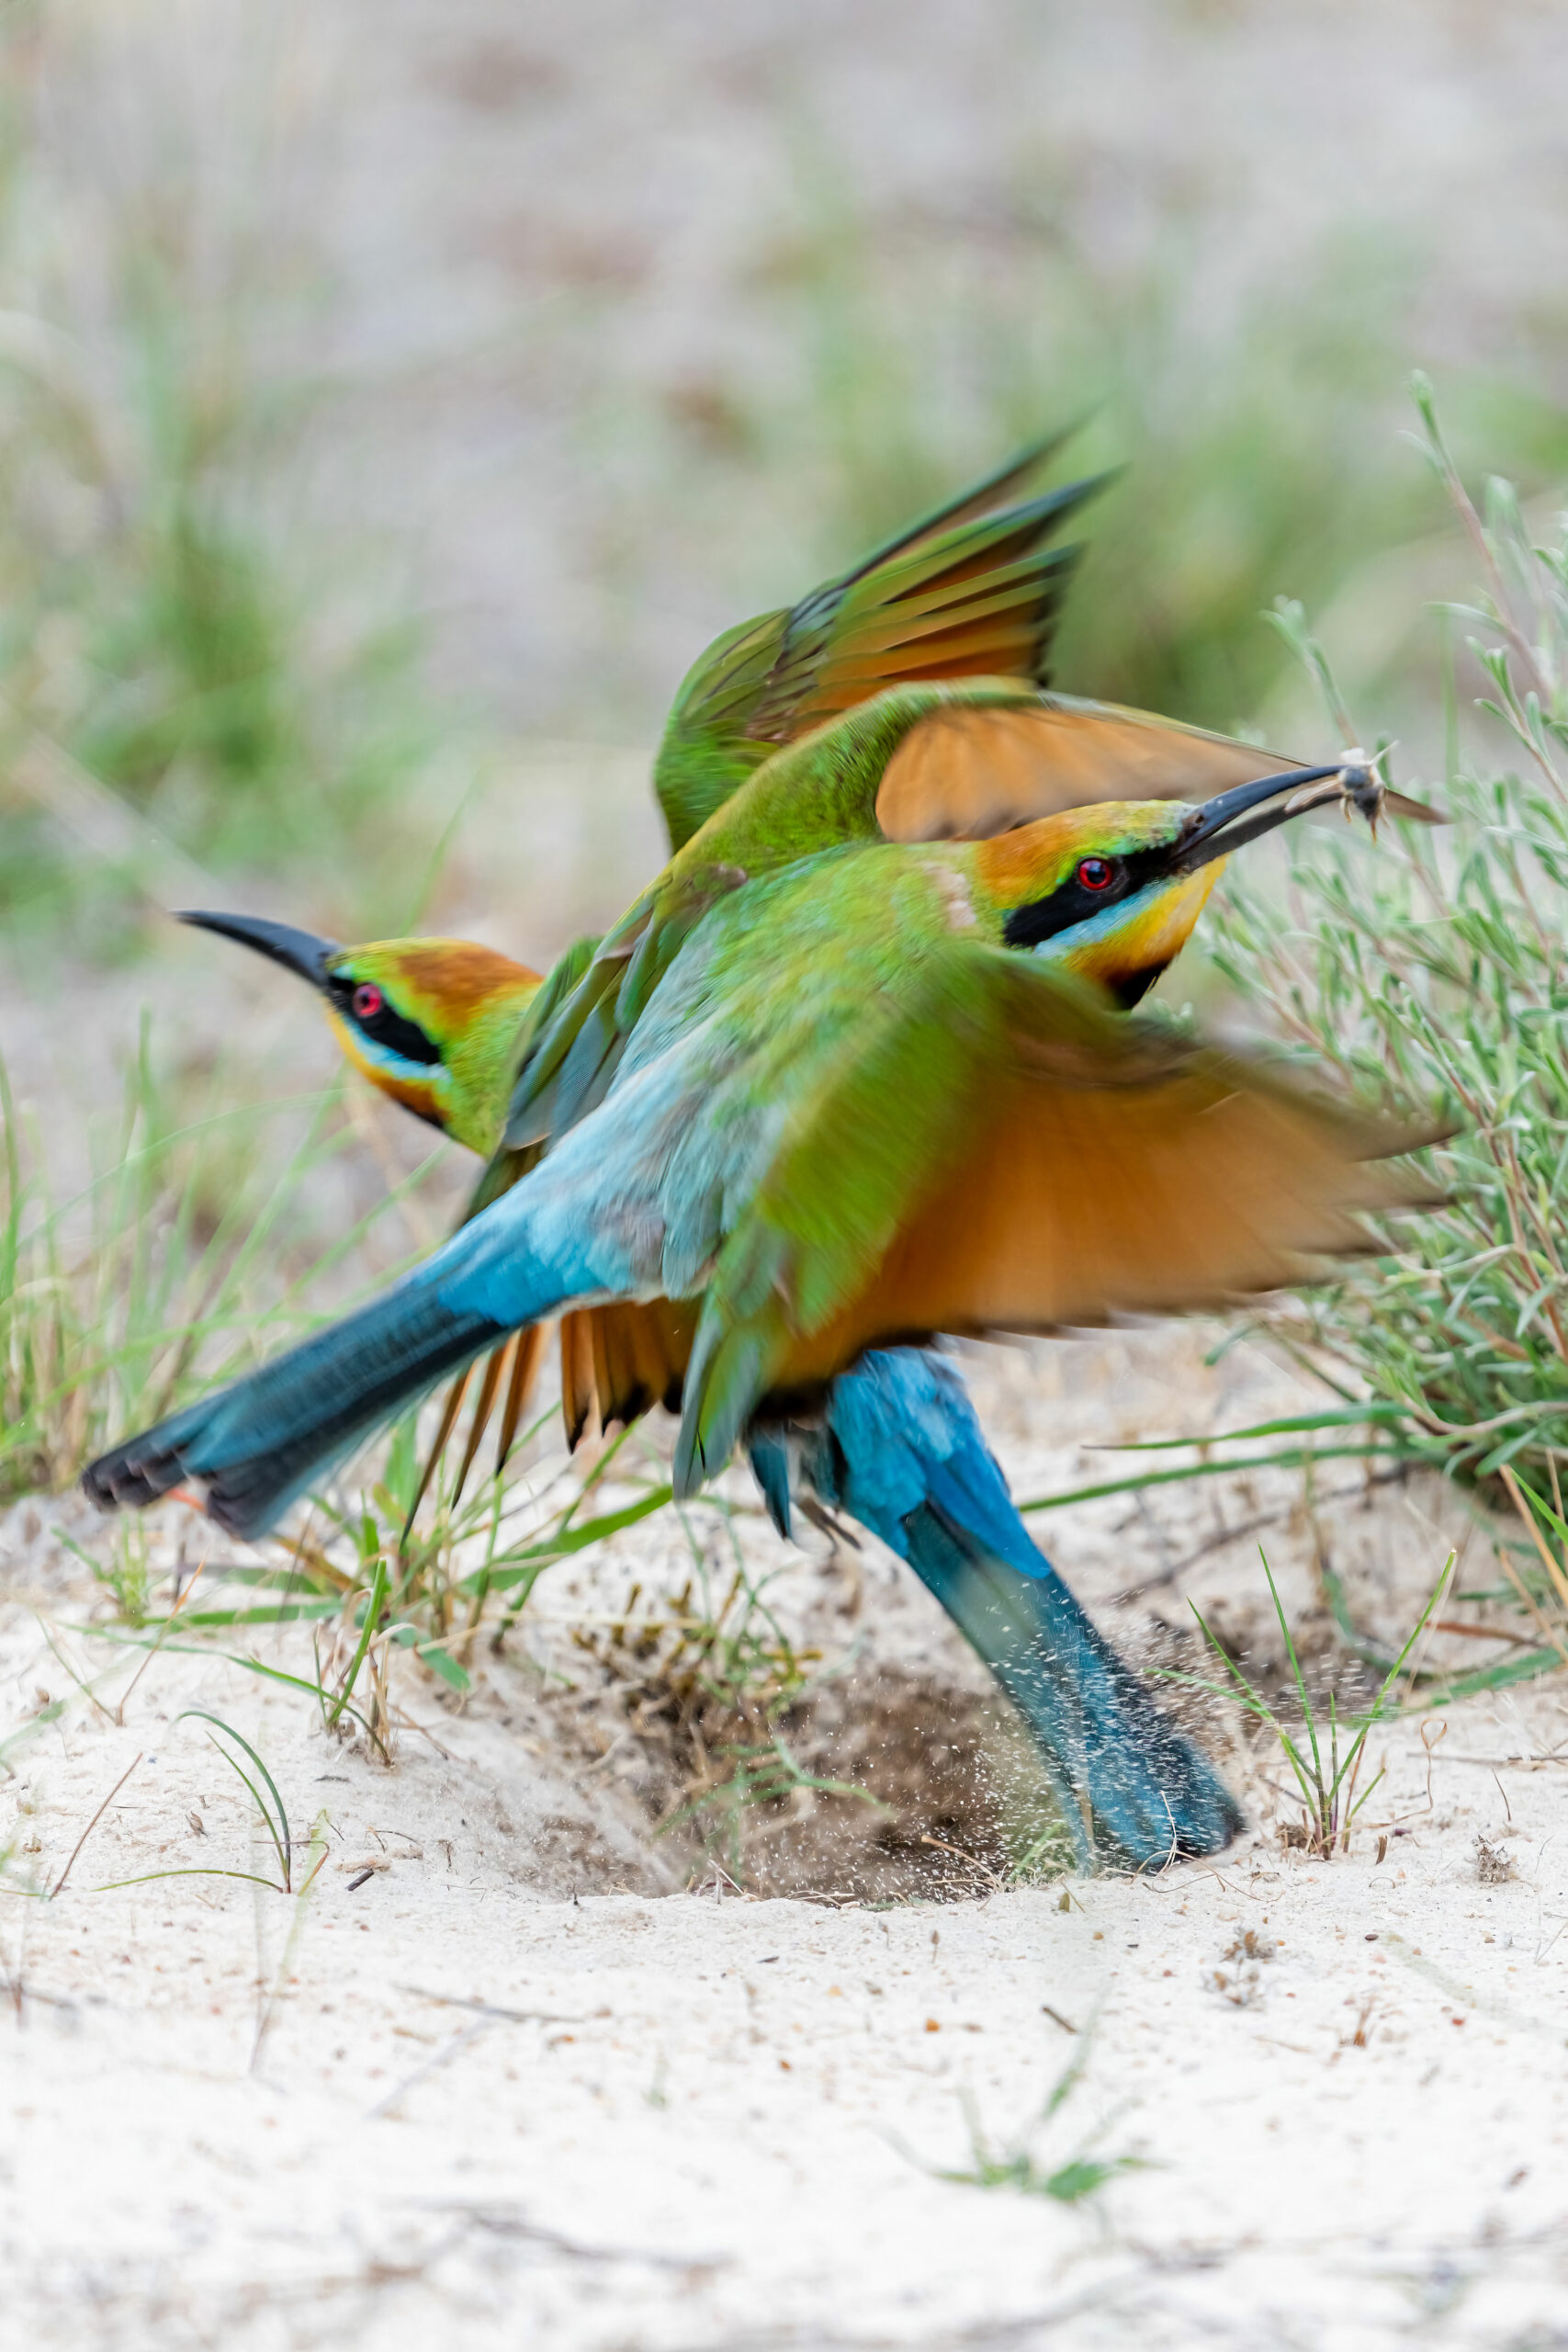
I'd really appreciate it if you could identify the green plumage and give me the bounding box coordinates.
[508,680,1036,1157]
[645,853,1098,1485]
[650,435,1103,851]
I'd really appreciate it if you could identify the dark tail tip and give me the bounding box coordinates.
[82,1440,189,1514]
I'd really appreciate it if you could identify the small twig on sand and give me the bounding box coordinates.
[394,1984,584,2027]
[369,1987,589,2120]
[412,2198,731,2274]
[50,1754,142,1899]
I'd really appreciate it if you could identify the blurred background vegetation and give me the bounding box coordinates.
[2,0,1566,962]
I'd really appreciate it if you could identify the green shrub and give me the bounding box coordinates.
[1210,384,1568,1541]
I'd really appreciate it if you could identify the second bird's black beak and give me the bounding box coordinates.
[1169,761,1381,875]
[176,910,343,991]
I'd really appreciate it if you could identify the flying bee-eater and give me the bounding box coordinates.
[85,748,1440,1879]
[169,719,1406,1518]
[596,424,1434,866]
[201,437,1435,1467]
[179,900,1254,1867]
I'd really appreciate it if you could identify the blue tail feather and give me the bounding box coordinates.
[82,1141,638,1538]
[78,1180,617,1537]
[759,1349,1241,1871]
[83,1271,509,1539]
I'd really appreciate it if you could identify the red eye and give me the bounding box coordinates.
[352,982,384,1021]
[1077,856,1117,892]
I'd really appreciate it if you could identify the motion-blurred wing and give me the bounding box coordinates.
[677,947,1441,1490]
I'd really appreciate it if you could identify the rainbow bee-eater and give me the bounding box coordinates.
[94,441,1437,1870]
[610,424,1431,868]
[86,729,1438,1865]
[641,435,1430,854]
[649,430,1101,852]
[180,899,1261,1867]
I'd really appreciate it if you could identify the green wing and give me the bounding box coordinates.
[651,434,1106,853]
[672,941,1439,1494]
[507,683,1027,1149]
[504,673,1331,1159]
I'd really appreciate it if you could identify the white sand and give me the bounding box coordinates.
[5,1331,1566,2349]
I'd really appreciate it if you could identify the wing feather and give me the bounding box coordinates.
[676,948,1441,1489]
[746,503,1088,743]
[494,1323,549,1474]
[653,454,1103,850]
[874,700,1305,842]
[558,1300,697,1443]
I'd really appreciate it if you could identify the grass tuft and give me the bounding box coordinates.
[0,1035,447,1500]
[1161,387,1568,1679]
[918,2028,1143,2204]
[1157,1548,1454,1858]
[1209,391,1568,1506]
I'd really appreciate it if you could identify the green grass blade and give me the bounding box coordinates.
[1021,1442,1402,1514]
[82,1868,290,1895]
[75,1626,375,1736]
[1097,1403,1416,1451]
[468,1485,673,1595]
[1259,1551,1325,1809]
[178,1713,291,1890]
[325,1555,388,1731]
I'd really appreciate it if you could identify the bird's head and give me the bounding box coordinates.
[177,913,541,1156]
[971,762,1371,1005]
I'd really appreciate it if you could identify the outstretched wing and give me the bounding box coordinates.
[872,698,1444,841]
[871,695,1304,840]
[675,944,1441,1492]
[652,435,1105,852]
[507,680,1327,1154]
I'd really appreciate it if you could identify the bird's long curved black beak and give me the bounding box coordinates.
[1170,761,1379,875]
[176,910,343,990]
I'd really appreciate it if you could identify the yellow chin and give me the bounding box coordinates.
[1059,862,1224,997]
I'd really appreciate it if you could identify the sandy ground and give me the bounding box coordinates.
[5,1329,1567,2351]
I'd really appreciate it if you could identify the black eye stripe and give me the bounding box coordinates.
[327,977,443,1067]
[1002,842,1168,951]
[362,1005,444,1067]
